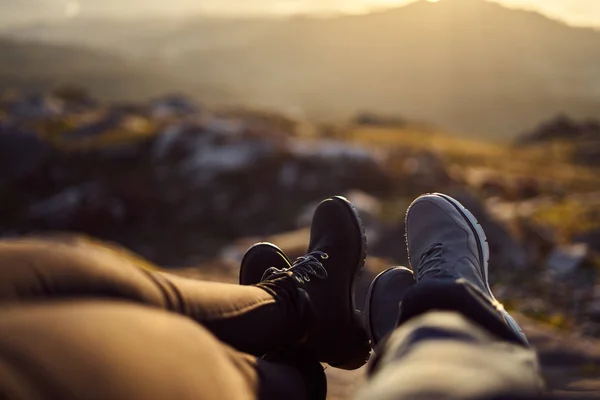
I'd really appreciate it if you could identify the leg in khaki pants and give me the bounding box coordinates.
[0,237,318,400]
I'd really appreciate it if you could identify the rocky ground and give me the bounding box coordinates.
[2,90,600,395]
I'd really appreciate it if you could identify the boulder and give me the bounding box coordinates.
[545,243,590,280]
[27,183,126,232]
[9,94,65,118]
[518,114,600,167]
[448,189,528,272]
[368,222,409,265]
[519,114,600,144]
[393,150,454,196]
[587,285,600,323]
[150,95,200,120]
[353,112,406,128]
[0,124,49,183]
[574,229,600,252]
[296,191,383,228]
[575,142,600,166]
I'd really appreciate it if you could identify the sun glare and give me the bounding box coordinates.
[65,1,81,18]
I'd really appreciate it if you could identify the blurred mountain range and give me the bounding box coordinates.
[0,38,234,103]
[3,0,600,139]
[0,0,216,24]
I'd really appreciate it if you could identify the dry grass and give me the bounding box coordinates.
[32,114,157,152]
[531,198,600,241]
[341,126,600,193]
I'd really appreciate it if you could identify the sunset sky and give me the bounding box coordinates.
[123,0,600,27]
[6,0,600,28]
[261,0,599,27]
[293,0,600,27]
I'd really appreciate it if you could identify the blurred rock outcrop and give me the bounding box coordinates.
[519,114,600,143]
[0,93,393,264]
[0,125,50,183]
[519,114,600,166]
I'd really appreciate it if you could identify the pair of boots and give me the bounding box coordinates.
[239,194,527,394]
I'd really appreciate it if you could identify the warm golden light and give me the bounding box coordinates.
[3,0,598,28]
[64,1,81,18]
[363,0,600,27]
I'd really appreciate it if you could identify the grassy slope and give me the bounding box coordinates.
[345,125,600,191]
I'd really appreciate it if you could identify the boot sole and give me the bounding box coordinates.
[327,196,370,370]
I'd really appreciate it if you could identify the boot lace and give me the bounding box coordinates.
[261,251,329,284]
[417,243,448,280]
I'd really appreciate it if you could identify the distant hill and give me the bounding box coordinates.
[6,0,600,138]
[0,0,215,26]
[0,38,231,103]
[0,0,54,26]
